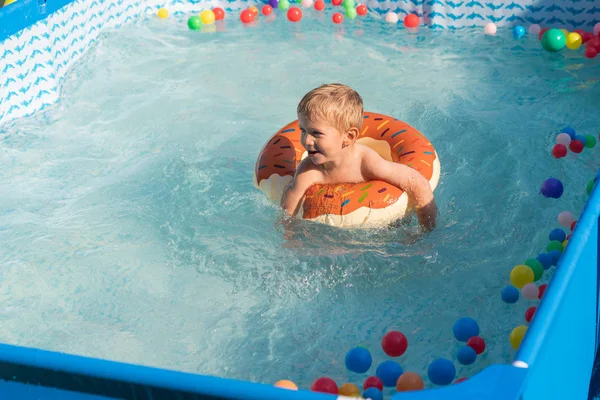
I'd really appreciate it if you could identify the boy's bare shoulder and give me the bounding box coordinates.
[295,157,324,182]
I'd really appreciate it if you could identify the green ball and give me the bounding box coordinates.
[546,240,563,253]
[187,16,202,30]
[584,134,596,149]
[342,0,355,8]
[345,6,357,18]
[524,258,544,281]
[541,28,566,53]
[587,179,596,196]
[279,0,290,10]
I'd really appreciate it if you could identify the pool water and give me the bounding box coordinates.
[1,8,600,395]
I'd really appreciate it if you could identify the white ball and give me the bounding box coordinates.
[528,24,541,35]
[301,0,313,7]
[522,283,539,300]
[556,133,571,146]
[557,211,575,228]
[484,22,497,36]
[385,12,398,24]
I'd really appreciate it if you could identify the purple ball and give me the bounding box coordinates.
[269,0,279,7]
[541,177,563,199]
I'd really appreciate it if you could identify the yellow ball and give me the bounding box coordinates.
[157,8,168,18]
[562,240,569,250]
[510,325,528,350]
[339,383,361,397]
[566,32,582,50]
[560,28,569,36]
[200,9,216,24]
[510,265,534,288]
[274,380,298,390]
[249,6,259,14]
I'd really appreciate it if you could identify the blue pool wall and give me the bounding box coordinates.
[1,0,600,399]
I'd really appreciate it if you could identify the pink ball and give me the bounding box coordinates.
[385,12,398,23]
[484,22,497,35]
[522,283,539,300]
[556,133,571,146]
[558,211,575,227]
[301,0,313,7]
[528,24,541,35]
[594,22,600,36]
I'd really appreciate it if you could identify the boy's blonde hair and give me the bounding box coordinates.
[297,83,364,133]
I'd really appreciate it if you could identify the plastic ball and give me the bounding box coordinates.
[385,12,398,23]
[456,346,477,365]
[314,0,325,10]
[594,22,600,36]
[521,283,539,300]
[484,22,497,35]
[301,0,313,6]
[376,361,403,387]
[363,376,383,391]
[574,134,586,144]
[212,7,225,20]
[362,387,383,400]
[585,45,599,59]
[466,336,486,354]
[275,380,298,390]
[542,29,566,52]
[381,331,408,357]
[513,25,525,39]
[525,306,536,323]
[268,0,279,7]
[287,6,302,21]
[157,8,168,18]
[538,283,548,299]
[510,265,534,288]
[345,7,357,19]
[584,134,597,148]
[187,16,202,30]
[569,140,584,153]
[342,0,355,8]
[549,228,566,243]
[240,9,254,23]
[546,240,563,253]
[199,10,215,24]
[509,326,528,350]
[524,258,543,281]
[356,4,367,15]
[332,12,344,23]
[561,126,576,138]
[261,5,273,15]
[536,253,553,270]
[556,132,572,145]
[528,24,541,35]
[558,211,575,228]
[339,383,361,397]
[279,0,290,10]
[540,177,563,199]
[311,377,338,394]
[565,32,582,50]
[501,285,519,303]
[404,14,419,28]
[538,27,549,40]
[587,179,596,196]
[452,317,479,342]
[332,0,342,5]
[454,377,468,384]
[562,239,568,250]
[427,358,456,386]
[552,144,567,158]
[396,372,424,392]
[548,249,562,264]
[570,220,577,231]
[345,347,372,373]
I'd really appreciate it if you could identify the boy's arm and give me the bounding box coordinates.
[280,160,317,217]
[362,151,437,231]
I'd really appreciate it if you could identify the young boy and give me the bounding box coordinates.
[280,83,438,231]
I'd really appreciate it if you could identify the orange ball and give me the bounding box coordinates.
[314,0,325,10]
[240,9,254,23]
[274,380,298,390]
[249,6,259,16]
[356,4,367,15]
[396,372,424,392]
[338,383,361,397]
[212,7,225,20]
[262,4,273,15]
[404,13,419,28]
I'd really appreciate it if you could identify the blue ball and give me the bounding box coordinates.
[512,25,525,39]
[452,317,479,341]
[575,134,586,144]
[501,285,519,303]
[548,249,562,265]
[363,387,383,400]
[375,360,403,387]
[540,177,563,199]
[536,253,553,270]
[561,126,576,139]
[549,228,566,243]
[428,358,456,386]
[456,346,477,365]
[345,347,372,373]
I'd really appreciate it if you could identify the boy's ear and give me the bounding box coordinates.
[345,127,360,144]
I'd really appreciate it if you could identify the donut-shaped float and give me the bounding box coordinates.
[253,112,441,227]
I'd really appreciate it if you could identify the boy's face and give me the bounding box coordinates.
[298,113,345,166]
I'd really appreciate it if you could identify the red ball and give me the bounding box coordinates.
[585,45,599,59]
[332,12,343,23]
[332,0,342,5]
[261,5,272,15]
[356,4,367,15]
[314,0,325,10]
[538,283,547,299]
[240,9,254,23]
[588,37,600,51]
[404,13,419,28]
[569,139,584,153]
[381,331,408,357]
[466,336,486,355]
[287,6,302,22]
[525,306,537,323]
[311,377,338,394]
[582,31,594,44]
[573,29,585,36]
[571,221,577,231]
[567,233,571,240]
[551,144,567,158]
[454,377,468,384]
[212,7,225,20]
[363,376,383,391]
[538,27,549,41]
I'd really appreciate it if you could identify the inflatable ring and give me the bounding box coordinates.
[253,112,441,227]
